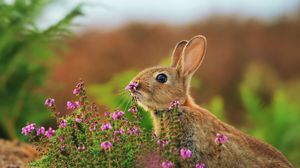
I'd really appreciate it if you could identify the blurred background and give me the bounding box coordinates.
[0,0,300,166]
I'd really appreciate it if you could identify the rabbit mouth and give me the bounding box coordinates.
[132,90,143,102]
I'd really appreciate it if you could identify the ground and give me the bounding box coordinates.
[0,139,37,168]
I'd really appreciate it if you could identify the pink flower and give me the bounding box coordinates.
[101,123,112,131]
[36,127,45,136]
[78,144,85,151]
[128,106,138,114]
[101,141,112,150]
[180,148,192,160]
[67,101,80,110]
[195,163,205,168]
[21,123,35,136]
[157,139,169,148]
[75,117,82,123]
[128,126,139,136]
[73,88,80,95]
[161,160,174,168]
[44,98,55,108]
[114,129,125,136]
[45,127,55,138]
[104,112,110,117]
[112,111,125,120]
[215,133,228,145]
[59,119,67,128]
[89,122,96,131]
[60,144,66,152]
[168,100,180,111]
[125,81,139,92]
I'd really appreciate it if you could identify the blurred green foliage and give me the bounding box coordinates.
[0,0,82,140]
[90,62,300,166]
[89,70,153,131]
[240,63,300,166]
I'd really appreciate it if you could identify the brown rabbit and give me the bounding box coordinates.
[129,35,294,168]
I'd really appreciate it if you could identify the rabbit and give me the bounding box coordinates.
[129,35,294,168]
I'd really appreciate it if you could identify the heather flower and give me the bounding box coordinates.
[157,139,168,148]
[89,122,96,132]
[60,144,66,152]
[44,98,55,108]
[112,111,125,120]
[168,100,180,111]
[195,163,205,168]
[104,112,110,117]
[59,119,67,128]
[114,129,125,136]
[161,160,174,168]
[58,136,64,142]
[67,101,80,110]
[78,144,85,151]
[128,126,139,136]
[125,81,139,92]
[180,148,192,160]
[21,123,35,136]
[128,106,138,114]
[101,123,112,131]
[101,141,112,150]
[73,88,80,95]
[45,127,55,138]
[215,133,228,145]
[36,127,45,136]
[75,117,82,123]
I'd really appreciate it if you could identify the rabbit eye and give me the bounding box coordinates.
[156,73,167,83]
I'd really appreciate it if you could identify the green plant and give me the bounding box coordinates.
[24,80,206,167]
[89,70,153,131]
[0,0,82,139]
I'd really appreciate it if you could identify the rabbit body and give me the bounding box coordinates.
[130,35,293,168]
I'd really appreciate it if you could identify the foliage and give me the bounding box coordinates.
[239,63,300,166]
[25,80,205,167]
[0,0,82,139]
[89,70,153,131]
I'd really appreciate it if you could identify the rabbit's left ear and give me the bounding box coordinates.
[177,35,207,77]
[171,40,188,67]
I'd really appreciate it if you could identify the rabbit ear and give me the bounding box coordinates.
[171,40,188,67]
[177,35,207,77]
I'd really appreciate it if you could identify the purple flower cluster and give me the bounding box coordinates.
[45,127,56,138]
[101,123,112,131]
[128,126,139,136]
[112,111,125,120]
[180,148,192,160]
[36,127,45,136]
[125,81,139,92]
[157,139,168,148]
[101,141,112,150]
[114,129,124,136]
[215,133,228,145]
[75,117,82,123]
[89,122,97,132]
[195,163,205,168]
[59,119,67,128]
[128,106,138,114]
[67,101,80,110]
[168,100,180,111]
[78,144,86,151]
[161,160,174,168]
[44,98,55,108]
[21,123,36,135]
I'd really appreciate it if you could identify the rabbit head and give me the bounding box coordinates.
[130,35,207,112]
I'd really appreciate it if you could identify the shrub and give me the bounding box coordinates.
[24,80,206,167]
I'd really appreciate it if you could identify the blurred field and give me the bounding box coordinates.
[51,15,300,125]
